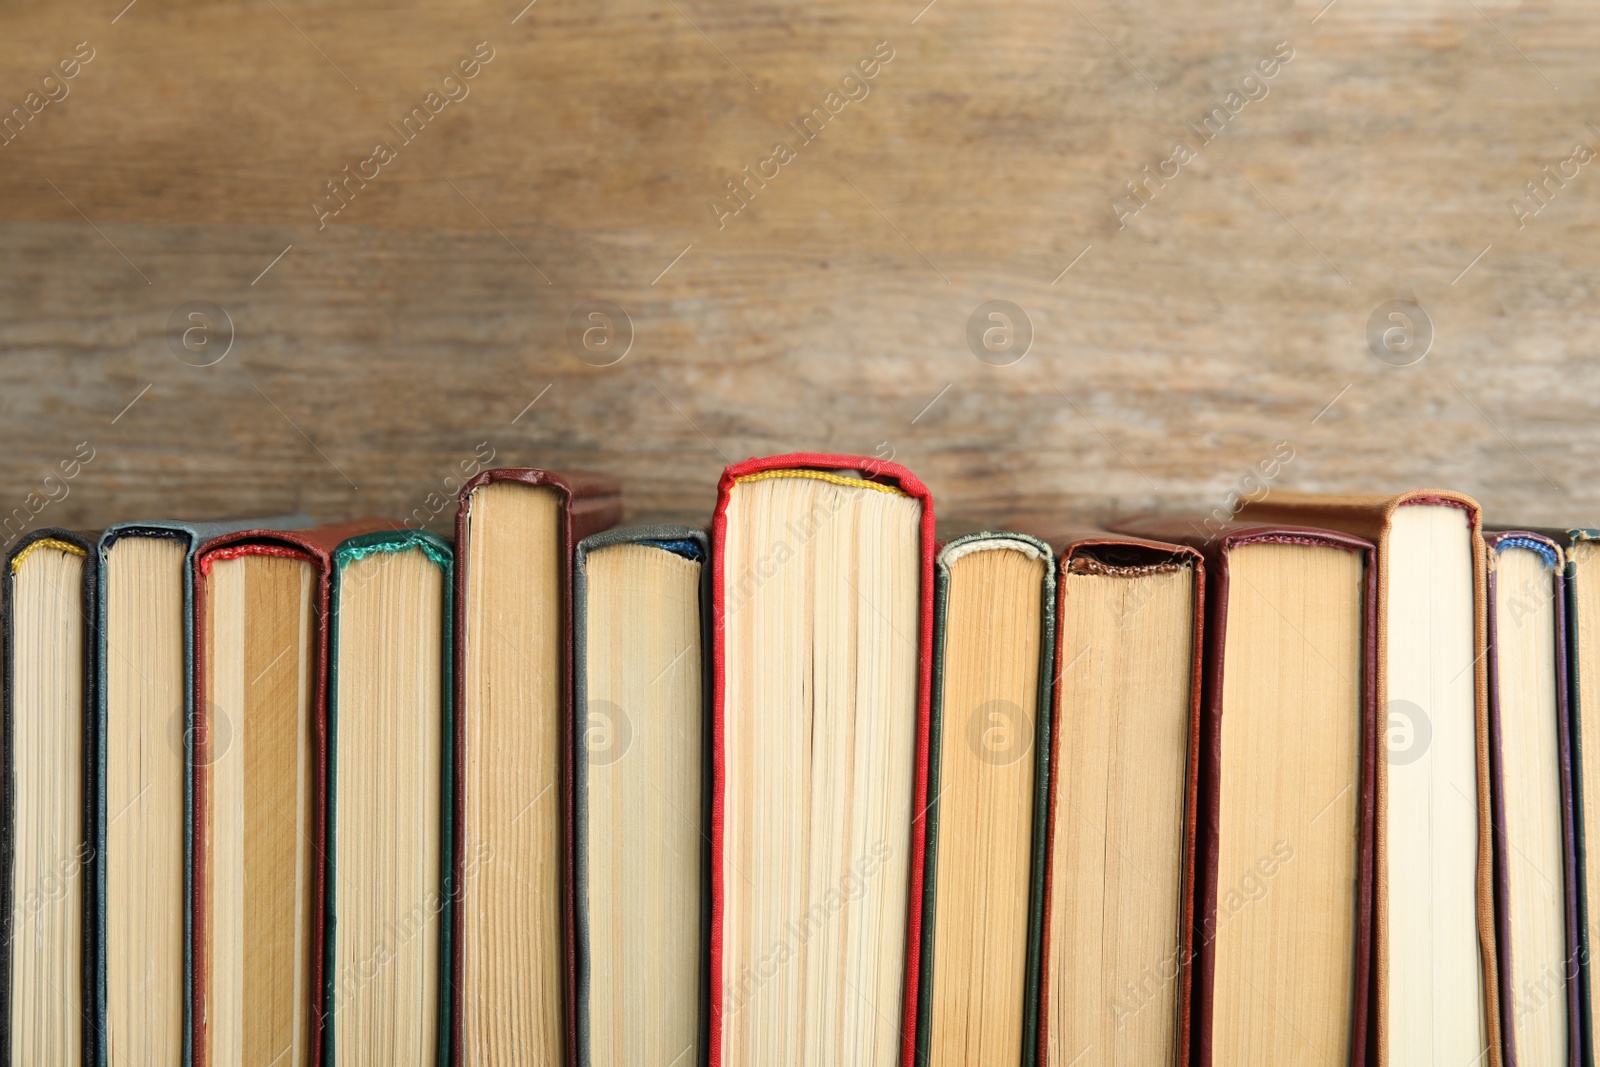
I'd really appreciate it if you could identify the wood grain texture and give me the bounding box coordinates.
[1,0,1597,533]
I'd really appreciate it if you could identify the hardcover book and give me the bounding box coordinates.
[1240,491,1497,1067]
[572,525,710,1067]
[1564,529,1600,1067]
[916,532,1054,1067]
[188,519,401,1067]
[451,469,621,1065]
[1035,531,1203,1067]
[320,528,454,1066]
[2,529,98,1066]
[95,513,309,1067]
[1485,531,1581,1067]
[1116,517,1375,1066]
[709,454,935,1067]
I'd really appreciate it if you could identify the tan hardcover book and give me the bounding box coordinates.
[189,519,400,1067]
[95,514,309,1067]
[320,529,453,1066]
[1482,531,1579,1067]
[571,526,709,1067]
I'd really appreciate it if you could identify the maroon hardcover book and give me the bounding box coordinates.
[1113,517,1376,1067]
[1031,531,1205,1067]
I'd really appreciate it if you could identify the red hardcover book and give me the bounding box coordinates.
[708,453,935,1067]
[190,517,401,1067]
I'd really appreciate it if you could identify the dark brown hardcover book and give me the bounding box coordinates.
[1031,531,1204,1067]
[451,469,621,1066]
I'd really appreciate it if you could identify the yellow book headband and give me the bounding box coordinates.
[732,468,907,497]
[11,537,88,573]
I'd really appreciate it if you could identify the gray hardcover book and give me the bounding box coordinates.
[572,525,711,1067]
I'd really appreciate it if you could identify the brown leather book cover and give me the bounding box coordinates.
[1236,490,1498,1067]
[190,517,402,1067]
[1029,530,1205,1067]
[1113,517,1376,1067]
[450,469,621,1066]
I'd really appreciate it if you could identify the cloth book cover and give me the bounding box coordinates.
[571,524,711,1067]
[914,531,1056,1067]
[1115,517,1376,1067]
[94,513,310,1067]
[707,452,937,1067]
[449,468,623,1065]
[187,518,402,1067]
[1239,490,1498,1067]
[1,528,100,1064]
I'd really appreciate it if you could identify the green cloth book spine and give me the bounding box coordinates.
[915,531,1056,1067]
[320,528,454,1067]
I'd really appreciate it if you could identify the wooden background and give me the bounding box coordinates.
[2,0,1598,537]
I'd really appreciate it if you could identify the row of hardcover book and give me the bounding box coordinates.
[0,453,1589,1067]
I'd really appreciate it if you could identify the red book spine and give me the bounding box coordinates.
[706,452,935,1067]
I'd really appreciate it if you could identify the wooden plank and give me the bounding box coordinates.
[1,0,1597,536]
